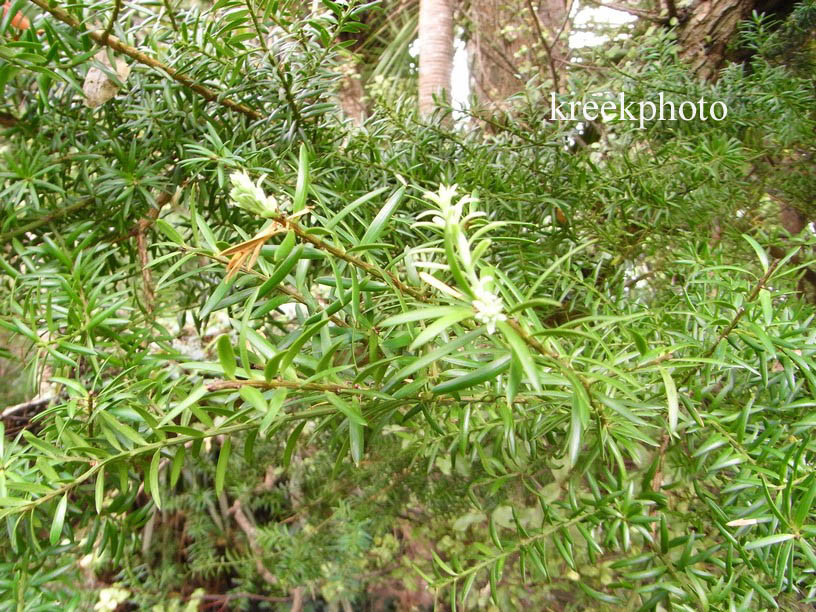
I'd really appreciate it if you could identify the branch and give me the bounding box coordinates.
[672,258,781,392]
[2,396,53,418]
[0,198,94,242]
[27,0,262,120]
[198,593,291,605]
[432,510,592,589]
[553,0,577,45]
[585,1,667,22]
[703,259,780,361]
[136,215,155,314]
[278,215,429,303]
[0,407,351,521]
[161,0,178,31]
[664,0,678,21]
[229,499,278,586]
[182,246,354,330]
[239,0,304,132]
[524,0,561,92]
[205,378,373,395]
[100,0,121,44]
[280,216,598,404]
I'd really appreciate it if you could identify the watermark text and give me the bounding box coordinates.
[550,92,727,129]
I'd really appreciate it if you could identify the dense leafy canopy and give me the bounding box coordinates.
[1,0,815,609]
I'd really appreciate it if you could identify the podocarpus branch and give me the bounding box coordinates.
[702,258,781,360]
[524,0,562,93]
[0,377,553,521]
[278,215,430,303]
[277,215,602,407]
[674,257,781,391]
[0,198,93,242]
[26,0,263,120]
[182,246,353,330]
[206,379,370,394]
[206,378,552,408]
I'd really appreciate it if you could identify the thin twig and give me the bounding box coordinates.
[137,216,155,314]
[240,0,304,132]
[553,0,577,46]
[198,593,290,604]
[702,259,781,361]
[278,215,429,302]
[432,510,592,588]
[664,0,679,21]
[100,0,121,44]
[674,258,780,391]
[524,0,561,92]
[2,396,53,418]
[229,499,279,585]
[162,0,178,31]
[111,175,186,243]
[624,269,657,289]
[0,198,94,242]
[279,215,598,398]
[649,433,671,540]
[206,378,371,394]
[183,246,352,329]
[585,0,667,22]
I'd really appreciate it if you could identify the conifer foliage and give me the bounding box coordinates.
[1,0,816,608]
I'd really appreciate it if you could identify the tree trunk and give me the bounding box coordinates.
[418,0,454,116]
[467,0,570,115]
[676,0,757,80]
[468,0,526,111]
[676,0,798,80]
[533,0,570,92]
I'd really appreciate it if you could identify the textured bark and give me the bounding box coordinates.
[468,0,527,110]
[418,0,454,116]
[467,0,570,114]
[535,0,571,90]
[676,0,757,80]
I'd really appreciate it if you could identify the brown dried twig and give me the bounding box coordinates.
[229,499,278,586]
[136,215,157,313]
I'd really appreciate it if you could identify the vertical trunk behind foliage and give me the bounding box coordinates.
[418,0,454,116]
[676,0,798,80]
[674,0,812,298]
[677,0,757,80]
[468,0,526,110]
[467,0,570,116]
[536,0,571,90]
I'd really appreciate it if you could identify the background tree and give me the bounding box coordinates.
[418,0,454,115]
